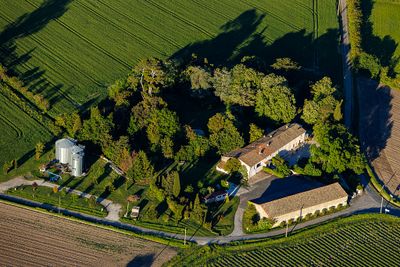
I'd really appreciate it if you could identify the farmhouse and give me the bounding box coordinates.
[252,182,348,227]
[217,123,307,179]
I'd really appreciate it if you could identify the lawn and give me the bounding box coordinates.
[168,214,400,266]
[0,90,52,172]
[363,0,400,74]
[7,184,107,217]
[0,0,340,116]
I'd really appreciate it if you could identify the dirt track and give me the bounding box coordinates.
[0,202,177,267]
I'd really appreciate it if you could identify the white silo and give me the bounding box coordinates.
[55,138,75,164]
[70,145,84,177]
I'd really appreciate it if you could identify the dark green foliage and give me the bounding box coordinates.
[173,171,181,198]
[270,57,301,71]
[255,74,296,123]
[310,122,366,174]
[302,77,340,125]
[184,65,212,97]
[103,136,130,166]
[213,64,263,107]
[80,107,114,148]
[264,155,291,178]
[176,126,210,161]
[357,52,381,78]
[126,150,154,183]
[249,123,264,143]
[108,78,132,106]
[208,113,244,155]
[294,161,322,177]
[224,158,242,173]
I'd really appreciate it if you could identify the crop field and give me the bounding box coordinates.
[168,214,400,266]
[0,202,177,266]
[0,90,52,169]
[0,0,339,115]
[364,0,400,73]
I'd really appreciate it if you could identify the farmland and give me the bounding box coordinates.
[168,214,400,266]
[0,202,177,266]
[363,0,400,73]
[0,0,340,116]
[0,89,52,171]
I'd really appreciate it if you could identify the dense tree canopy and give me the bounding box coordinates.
[310,122,365,174]
[185,65,212,97]
[80,107,114,148]
[208,113,244,154]
[249,123,264,143]
[108,78,131,106]
[255,74,297,123]
[302,77,341,125]
[213,64,262,106]
[126,150,155,183]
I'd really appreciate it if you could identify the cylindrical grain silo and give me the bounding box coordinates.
[55,138,75,164]
[70,145,84,177]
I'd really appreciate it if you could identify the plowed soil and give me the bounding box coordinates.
[0,202,177,267]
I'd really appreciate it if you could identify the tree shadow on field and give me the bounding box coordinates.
[170,8,341,80]
[361,0,399,76]
[126,253,155,267]
[0,0,74,110]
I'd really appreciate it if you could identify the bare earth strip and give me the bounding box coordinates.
[0,202,177,267]
[358,78,400,198]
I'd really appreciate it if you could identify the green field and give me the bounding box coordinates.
[364,0,400,73]
[0,0,339,115]
[168,214,400,266]
[0,90,52,170]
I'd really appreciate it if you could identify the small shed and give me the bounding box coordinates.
[203,190,228,204]
[130,206,140,219]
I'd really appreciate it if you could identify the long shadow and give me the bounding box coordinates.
[0,0,73,109]
[361,0,399,76]
[171,9,341,80]
[126,254,155,267]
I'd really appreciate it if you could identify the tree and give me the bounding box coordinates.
[146,107,180,149]
[310,122,365,174]
[126,151,154,184]
[35,142,44,160]
[55,112,82,137]
[208,113,244,154]
[160,137,174,159]
[108,78,132,106]
[271,58,300,71]
[191,194,205,223]
[302,77,340,125]
[3,161,13,174]
[184,65,212,97]
[103,136,130,166]
[173,171,181,198]
[249,123,264,143]
[333,100,343,122]
[213,64,262,106]
[224,158,242,173]
[129,58,171,95]
[80,107,114,148]
[255,74,297,123]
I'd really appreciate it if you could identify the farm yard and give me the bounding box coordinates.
[167,214,400,266]
[0,202,177,267]
[0,0,340,116]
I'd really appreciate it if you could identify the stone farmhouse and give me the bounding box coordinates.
[252,182,348,227]
[217,123,307,179]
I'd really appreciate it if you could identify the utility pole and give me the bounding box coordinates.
[380,196,383,214]
[285,222,289,238]
[184,228,187,246]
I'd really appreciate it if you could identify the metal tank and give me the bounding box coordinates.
[70,145,84,177]
[55,138,75,164]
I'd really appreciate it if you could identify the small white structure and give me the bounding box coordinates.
[130,206,140,219]
[217,123,307,180]
[55,138,85,177]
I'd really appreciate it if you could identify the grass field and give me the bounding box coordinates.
[0,202,177,266]
[364,0,400,73]
[168,214,400,266]
[0,0,339,116]
[0,90,52,170]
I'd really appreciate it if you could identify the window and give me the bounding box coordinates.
[256,162,261,169]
